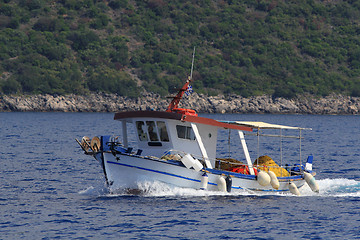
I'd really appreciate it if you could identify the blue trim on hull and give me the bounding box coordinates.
[205,168,256,180]
[105,152,305,182]
[107,160,209,184]
[106,160,300,192]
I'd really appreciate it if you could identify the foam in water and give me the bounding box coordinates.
[298,178,360,197]
[136,180,241,197]
[313,178,359,197]
[79,185,110,196]
[79,178,360,198]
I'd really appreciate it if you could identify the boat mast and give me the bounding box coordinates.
[165,78,191,112]
[190,46,195,80]
[166,47,196,113]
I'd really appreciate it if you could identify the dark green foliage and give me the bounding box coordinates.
[87,67,138,97]
[67,31,100,51]
[1,78,21,94]
[273,85,297,99]
[33,17,67,32]
[19,0,45,11]
[89,14,109,29]
[1,0,360,98]
[351,86,360,97]
[109,0,128,10]
[110,36,129,66]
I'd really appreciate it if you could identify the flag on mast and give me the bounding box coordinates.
[185,85,193,96]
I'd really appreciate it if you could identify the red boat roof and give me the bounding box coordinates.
[114,111,253,132]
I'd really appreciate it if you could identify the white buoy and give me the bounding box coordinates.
[268,171,280,190]
[257,171,271,186]
[303,172,319,193]
[200,173,208,190]
[217,175,227,192]
[289,182,301,196]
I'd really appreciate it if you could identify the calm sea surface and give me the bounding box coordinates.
[1,112,359,239]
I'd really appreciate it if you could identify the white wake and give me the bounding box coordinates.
[79,178,360,198]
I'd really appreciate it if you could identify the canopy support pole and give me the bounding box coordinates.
[122,120,128,148]
[191,123,212,169]
[299,129,302,170]
[280,128,283,171]
[238,130,255,175]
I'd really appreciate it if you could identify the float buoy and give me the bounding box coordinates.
[289,182,301,196]
[257,171,271,186]
[217,175,227,192]
[268,170,280,190]
[303,172,319,193]
[200,172,208,190]
[225,175,232,193]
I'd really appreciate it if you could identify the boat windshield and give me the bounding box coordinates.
[136,120,170,142]
[157,121,169,142]
[146,121,159,141]
[136,121,148,141]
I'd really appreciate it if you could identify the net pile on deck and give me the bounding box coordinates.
[254,155,290,177]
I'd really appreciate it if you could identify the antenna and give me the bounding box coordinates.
[190,46,195,80]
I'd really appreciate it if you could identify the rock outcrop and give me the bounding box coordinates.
[0,93,359,114]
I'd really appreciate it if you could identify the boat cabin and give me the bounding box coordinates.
[114,111,252,169]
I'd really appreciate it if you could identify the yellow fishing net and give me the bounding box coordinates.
[253,155,290,177]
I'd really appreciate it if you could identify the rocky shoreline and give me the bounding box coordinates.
[1,92,359,114]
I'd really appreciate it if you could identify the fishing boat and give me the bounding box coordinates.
[76,77,319,195]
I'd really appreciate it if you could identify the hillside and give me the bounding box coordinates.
[1,0,360,98]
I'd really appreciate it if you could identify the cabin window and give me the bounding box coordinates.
[136,121,148,141]
[176,125,195,140]
[146,121,159,141]
[136,120,170,143]
[157,121,169,142]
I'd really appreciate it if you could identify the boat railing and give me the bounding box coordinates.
[160,150,303,173]
[214,157,305,177]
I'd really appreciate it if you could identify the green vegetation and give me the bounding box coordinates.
[1,0,360,98]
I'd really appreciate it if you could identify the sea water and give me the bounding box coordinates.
[0,112,359,239]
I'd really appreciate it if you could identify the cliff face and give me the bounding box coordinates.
[1,93,359,114]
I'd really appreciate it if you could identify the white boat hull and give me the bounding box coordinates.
[97,152,305,193]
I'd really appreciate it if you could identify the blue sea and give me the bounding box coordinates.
[1,112,359,239]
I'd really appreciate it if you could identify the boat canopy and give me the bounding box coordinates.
[220,121,312,130]
[114,111,253,132]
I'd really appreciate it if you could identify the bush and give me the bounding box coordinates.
[67,31,100,50]
[1,78,21,94]
[87,67,139,96]
[109,0,128,9]
[90,14,109,29]
[273,85,297,99]
[20,0,44,11]
[350,85,360,97]
[33,17,60,32]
